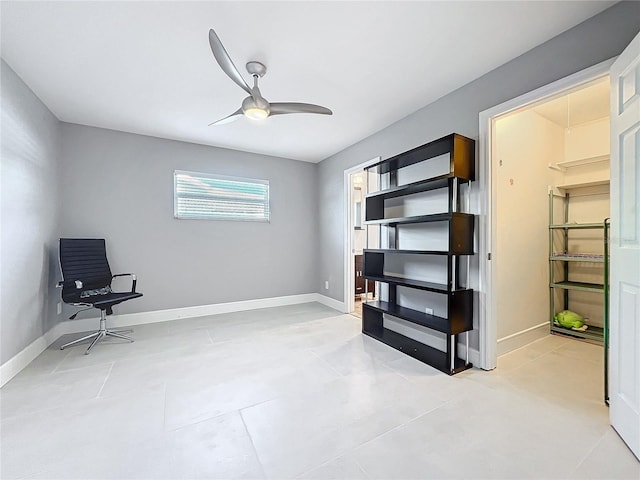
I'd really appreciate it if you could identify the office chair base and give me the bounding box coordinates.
[60,311,134,355]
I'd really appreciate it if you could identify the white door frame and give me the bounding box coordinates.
[344,157,381,314]
[477,58,616,370]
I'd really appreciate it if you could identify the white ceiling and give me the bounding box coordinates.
[0,1,615,162]
[532,77,610,127]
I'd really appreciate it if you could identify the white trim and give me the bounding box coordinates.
[478,110,495,370]
[343,157,381,314]
[0,293,343,387]
[477,57,615,371]
[0,322,65,387]
[315,294,347,312]
[457,342,481,368]
[496,322,549,357]
[71,293,323,331]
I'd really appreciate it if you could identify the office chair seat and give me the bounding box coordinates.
[89,291,143,309]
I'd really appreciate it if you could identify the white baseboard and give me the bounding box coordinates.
[0,321,66,387]
[1,293,343,388]
[497,322,549,356]
[315,294,347,313]
[457,342,481,368]
[62,293,325,333]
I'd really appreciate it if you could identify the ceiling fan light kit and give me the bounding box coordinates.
[244,107,269,121]
[242,96,270,120]
[208,29,332,126]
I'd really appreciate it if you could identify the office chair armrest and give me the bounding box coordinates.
[112,273,137,292]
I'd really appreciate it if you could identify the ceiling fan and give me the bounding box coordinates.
[207,29,333,126]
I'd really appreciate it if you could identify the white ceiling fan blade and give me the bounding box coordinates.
[208,108,243,126]
[208,29,252,96]
[269,102,333,116]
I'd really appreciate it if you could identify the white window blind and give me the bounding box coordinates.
[174,170,270,222]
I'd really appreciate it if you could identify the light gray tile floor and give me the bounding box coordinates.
[1,302,638,479]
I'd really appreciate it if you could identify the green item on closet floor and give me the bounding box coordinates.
[554,310,587,331]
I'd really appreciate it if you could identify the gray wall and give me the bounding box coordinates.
[317,1,640,306]
[1,60,61,364]
[59,124,318,316]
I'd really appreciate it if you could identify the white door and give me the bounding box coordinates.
[609,31,640,461]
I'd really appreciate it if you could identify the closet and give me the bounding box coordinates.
[494,77,610,357]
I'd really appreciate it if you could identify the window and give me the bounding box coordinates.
[174,170,270,222]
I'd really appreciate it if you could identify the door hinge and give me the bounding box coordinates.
[487,253,492,260]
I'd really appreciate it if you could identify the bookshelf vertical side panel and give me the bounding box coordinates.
[452,135,476,181]
[449,289,474,334]
[362,304,383,336]
[363,251,385,278]
[365,195,384,222]
[451,214,475,254]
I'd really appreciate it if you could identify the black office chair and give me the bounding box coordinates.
[57,238,143,354]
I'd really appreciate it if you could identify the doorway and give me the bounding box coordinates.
[493,76,611,357]
[479,60,613,370]
[488,77,612,414]
[473,62,618,438]
[344,158,380,317]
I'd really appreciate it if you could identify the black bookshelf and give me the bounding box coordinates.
[362,133,475,375]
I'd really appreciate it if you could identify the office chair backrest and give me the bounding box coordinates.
[59,238,112,304]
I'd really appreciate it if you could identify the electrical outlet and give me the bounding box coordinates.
[57,302,62,315]
[425,307,433,316]
[325,280,329,290]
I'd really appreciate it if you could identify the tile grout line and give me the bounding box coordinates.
[238,408,268,479]
[161,379,174,432]
[95,362,115,398]
[166,396,277,434]
[51,359,115,376]
[296,400,452,478]
[380,357,438,383]
[354,457,372,479]
[50,348,73,375]
[499,338,570,374]
[308,349,345,378]
[0,364,118,422]
[570,426,609,475]
[162,381,168,432]
[351,399,453,453]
